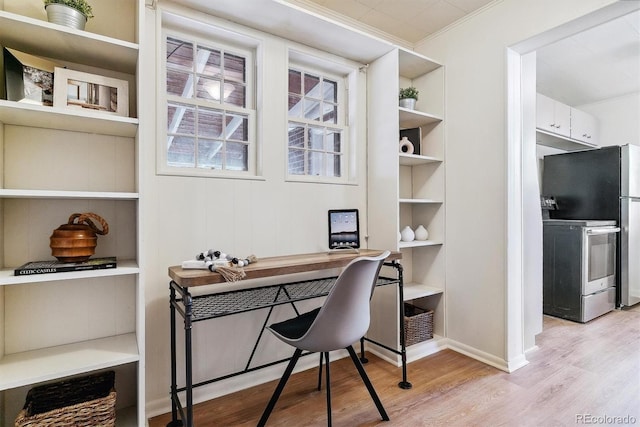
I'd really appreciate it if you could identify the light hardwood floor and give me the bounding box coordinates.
[149,305,640,426]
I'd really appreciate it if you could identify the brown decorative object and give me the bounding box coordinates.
[50,212,109,262]
[403,303,434,346]
[15,370,116,427]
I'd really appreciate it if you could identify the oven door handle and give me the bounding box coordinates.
[586,227,621,235]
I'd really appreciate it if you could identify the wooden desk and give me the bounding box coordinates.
[167,250,408,427]
[169,249,402,286]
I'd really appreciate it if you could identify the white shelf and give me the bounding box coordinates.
[0,189,139,200]
[399,198,443,204]
[398,240,443,248]
[0,100,138,137]
[0,10,138,74]
[403,283,444,301]
[0,333,139,391]
[398,47,442,79]
[399,107,443,129]
[536,129,598,152]
[0,260,139,286]
[399,153,442,166]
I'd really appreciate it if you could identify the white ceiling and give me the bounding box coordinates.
[307,1,640,107]
[536,10,640,107]
[169,0,639,107]
[304,0,494,44]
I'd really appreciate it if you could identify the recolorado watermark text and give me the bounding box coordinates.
[576,414,637,424]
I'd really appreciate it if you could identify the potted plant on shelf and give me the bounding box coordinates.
[399,86,419,110]
[43,0,94,31]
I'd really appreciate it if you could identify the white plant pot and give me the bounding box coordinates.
[45,4,87,30]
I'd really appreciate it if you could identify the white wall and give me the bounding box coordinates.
[138,0,636,416]
[415,0,619,365]
[141,4,369,415]
[580,91,640,146]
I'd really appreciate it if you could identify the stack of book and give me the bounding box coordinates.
[14,257,117,276]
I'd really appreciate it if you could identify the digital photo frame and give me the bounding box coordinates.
[328,209,360,251]
[4,48,55,106]
[53,67,129,117]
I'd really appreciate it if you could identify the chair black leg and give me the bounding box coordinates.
[317,352,324,390]
[257,348,303,427]
[324,352,332,427]
[346,345,390,421]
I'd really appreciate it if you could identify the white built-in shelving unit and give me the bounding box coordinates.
[0,2,143,426]
[367,46,446,364]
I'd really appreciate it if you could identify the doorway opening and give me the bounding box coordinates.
[507,1,640,354]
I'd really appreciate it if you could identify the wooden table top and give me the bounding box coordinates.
[168,249,401,287]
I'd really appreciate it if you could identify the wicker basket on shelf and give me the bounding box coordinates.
[15,370,116,427]
[403,303,434,346]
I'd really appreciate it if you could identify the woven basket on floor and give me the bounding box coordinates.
[404,303,434,346]
[15,370,116,427]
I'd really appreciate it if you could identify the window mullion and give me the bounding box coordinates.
[162,31,254,175]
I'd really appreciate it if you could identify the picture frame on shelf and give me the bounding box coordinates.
[53,67,129,117]
[400,127,421,155]
[4,48,56,106]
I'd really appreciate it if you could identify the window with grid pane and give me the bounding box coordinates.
[287,68,345,178]
[163,35,254,174]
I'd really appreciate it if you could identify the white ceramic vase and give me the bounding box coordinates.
[414,225,429,241]
[400,226,415,242]
[399,136,414,154]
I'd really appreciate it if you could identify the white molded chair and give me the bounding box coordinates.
[257,251,391,426]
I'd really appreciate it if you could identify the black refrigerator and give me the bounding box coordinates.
[542,144,640,307]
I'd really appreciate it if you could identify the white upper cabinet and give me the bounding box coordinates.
[536,93,570,137]
[570,107,599,145]
[536,93,599,151]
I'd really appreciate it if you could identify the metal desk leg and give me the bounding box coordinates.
[359,337,368,363]
[168,283,182,427]
[395,261,412,389]
[168,282,194,427]
[184,289,194,427]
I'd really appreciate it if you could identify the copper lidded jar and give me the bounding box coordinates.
[50,213,109,262]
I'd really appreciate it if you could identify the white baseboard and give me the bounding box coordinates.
[525,344,540,355]
[364,334,448,367]
[446,339,529,373]
[406,335,448,363]
[364,345,401,366]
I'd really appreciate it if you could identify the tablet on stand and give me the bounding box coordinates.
[327,209,360,254]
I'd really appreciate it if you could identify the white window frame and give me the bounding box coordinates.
[286,50,357,184]
[158,25,257,178]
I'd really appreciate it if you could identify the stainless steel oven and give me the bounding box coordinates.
[543,220,619,323]
[584,225,618,294]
